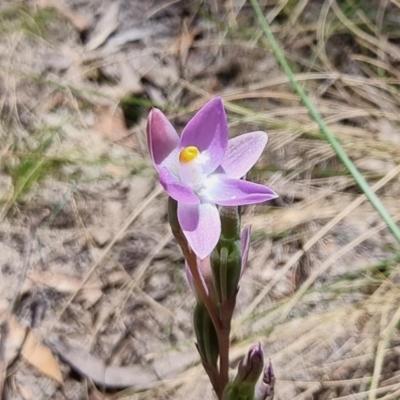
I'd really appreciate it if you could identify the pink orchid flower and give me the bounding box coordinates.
[147,97,277,259]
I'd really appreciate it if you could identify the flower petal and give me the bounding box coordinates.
[147,108,179,172]
[222,131,268,179]
[180,97,228,174]
[159,168,199,204]
[178,202,221,259]
[203,175,278,206]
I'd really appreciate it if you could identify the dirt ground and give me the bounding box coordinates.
[2,0,400,399]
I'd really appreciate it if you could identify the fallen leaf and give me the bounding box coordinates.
[17,384,33,400]
[105,24,167,48]
[36,92,70,114]
[377,119,400,144]
[28,271,101,293]
[89,227,112,247]
[92,106,130,142]
[172,19,202,65]
[46,337,158,388]
[7,316,63,384]
[117,54,144,95]
[80,288,103,307]
[35,0,90,32]
[103,164,127,179]
[91,106,136,149]
[355,158,394,173]
[28,271,103,307]
[86,2,120,51]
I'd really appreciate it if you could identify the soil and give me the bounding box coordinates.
[2,1,400,399]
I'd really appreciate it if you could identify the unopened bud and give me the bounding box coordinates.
[211,206,242,303]
[222,343,264,400]
[235,343,264,385]
[220,206,241,240]
[255,361,275,400]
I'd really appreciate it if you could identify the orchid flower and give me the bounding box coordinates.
[147,97,277,259]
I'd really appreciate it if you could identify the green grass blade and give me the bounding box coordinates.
[250,0,400,245]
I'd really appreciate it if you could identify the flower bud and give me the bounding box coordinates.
[255,361,275,400]
[235,343,264,385]
[220,206,241,241]
[222,344,264,400]
[211,206,242,303]
[211,216,251,307]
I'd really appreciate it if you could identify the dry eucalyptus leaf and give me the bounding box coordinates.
[28,271,102,293]
[118,55,144,95]
[172,21,202,65]
[355,158,394,173]
[86,2,120,51]
[105,24,167,48]
[7,317,63,384]
[28,271,103,307]
[79,288,103,308]
[92,106,133,146]
[16,384,33,400]
[46,337,158,388]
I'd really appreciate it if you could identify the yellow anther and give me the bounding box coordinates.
[179,146,199,163]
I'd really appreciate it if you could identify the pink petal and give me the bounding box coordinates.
[222,131,268,179]
[159,168,199,204]
[203,175,278,206]
[180,97,228,175]
[147,108,179,172]
[178,202,221,259]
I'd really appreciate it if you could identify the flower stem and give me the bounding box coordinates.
[168,198,231,398]
[185,248,228,398]
[169,222,225,396]
[217,327,230,397]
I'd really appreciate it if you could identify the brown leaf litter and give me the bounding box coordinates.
[2,0,400,399]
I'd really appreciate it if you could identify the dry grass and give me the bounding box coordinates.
[1,0,400,399]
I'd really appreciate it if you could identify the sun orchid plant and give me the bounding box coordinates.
[147,97,276,400]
